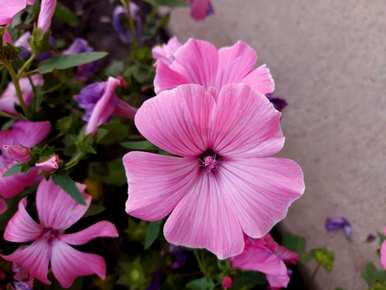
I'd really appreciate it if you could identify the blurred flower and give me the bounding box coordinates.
[381,228,386,269]
[0,75,44,115]
[231,235,299,289]
[153,38,275,96]
[146,271,161,290]
[14,32,32,59]
[152,37,182,65]
[63,38,99,81]
[112,4,142,45]
[0,120,51,214]
[222,276,232,289]
[74,77,137,135]
[2,178,119,288]
[0,0,27,26]
[188,0,213,21]
[37,0,57,33]
[325,217,352,240]
[123,84,304,259]
[169,245,188,269]
[267,94,288,112]
[35,154,61,173]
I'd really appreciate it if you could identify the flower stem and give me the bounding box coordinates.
[193,250,210,277]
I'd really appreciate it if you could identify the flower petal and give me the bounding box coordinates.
[211,84,284,158]
[135,85,215,156]
[51,241,106,288]
[152,37,182,65]
[0,165,39,199]
[241,64,275,95]
[36,178,91,230]
[220,158,305,238]
[123,152,198,220]
[266,273,290,289]
[0,197,7,214]
[2,239,50,284]
[164,173,244,259]
[154,61,189,94]
[0,0,27,25]
[0,121,50,148]
[61,221,118,245]
[4,198,42,243]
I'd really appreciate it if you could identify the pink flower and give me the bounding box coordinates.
[35,154,61,173]
[0,120,51,213]
[2,178,119,288]
[123,84,305,259]
[37,0,57,32]
[188,0,213,21]
[381,227,386,269]
[231,235,299,289]
[0,75,44,114]
[0,0,28,26]
[154,38,275,95]
[74,77,137,135]
[222,276,233,289]
[152,37,182,65]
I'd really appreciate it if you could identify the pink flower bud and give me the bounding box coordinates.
[222,276,233,289]
[2,145,31,163]
[37,0,57,33]
[35,154,61,173]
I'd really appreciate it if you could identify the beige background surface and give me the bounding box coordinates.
[169,1,386,289]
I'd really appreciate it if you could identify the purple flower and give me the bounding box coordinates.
[75,82,106,122]
[267,94,288,112]
[325,217,352,240]
[112,4,142,45]
[169,246,188,270]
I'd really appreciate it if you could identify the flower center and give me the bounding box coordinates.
[42,228,61,244]
[199,149,220,172]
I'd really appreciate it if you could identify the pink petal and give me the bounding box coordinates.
[215,41,257,89]
[0,120,51,148]
[2,28,12,44]
[36,178,91,230]
[61,221,118,245]
[37,0,57,32]
[0,197,7,214]
[211,84,284,158]
[171,39,219,87]
[241,64,275,95]
[2,239,50,284]
[154,61,189,94]
[220,158,305,238]
[189,0,211,20]
[51,240,106,288]
[164,173,244,259]
[0,165,39,199]
[123,152,198,220]
[266,273,290,288]
[113,98,137,119]
[0,0,27,25]
[4,198,43,243]
[152,37,182,65]
[381,239,386,269]
[135,85,215,157]
[86,77,120,135]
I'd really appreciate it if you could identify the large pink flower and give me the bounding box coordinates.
[0,0,28,26]
[123,84,304,259]
[188,0,213,21]
[152,37,182,65]
[153,38,275,96]
[231,235,299,289]
[381,227,386,269]
[0,75,44,115]
[2,178,119,288]
[0,120,50,213]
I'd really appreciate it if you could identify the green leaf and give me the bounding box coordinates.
[185,277,215,290]
[230,271,266,289]
[52,175,86,205]
[144,221,162,249]
[362,262,386,286]
[282,232,306,254]
[311,247,335,272]
[121,140,158,151]
[145,0,187,7]
[55,3,80,27]
[84,204,105,217]
[38,52,108,74]
[3,164,22,177]
[96,121,129,145]
[88,159,126,186]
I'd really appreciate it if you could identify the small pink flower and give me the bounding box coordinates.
[0,120,50,213]
[152,37,182,65]
[154,38,275,95]
[0,75,44,115]
[37,0,57,33]
[188,0,213,21]
[75,77,136,135]
[2,178,119,288]
[381,227,386,269]
[0,0,28,26]
[123,84,304,259]
[231,235,299,289]
[35,154,61,173]
[222,276,233,289]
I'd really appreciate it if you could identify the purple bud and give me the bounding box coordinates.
[325,217,352,240]
[112,4,142,45]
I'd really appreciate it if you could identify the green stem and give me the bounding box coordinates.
[17,53,36,78]
[310,264,320,282]
[64,152,83,170]
[0,110,17,119]
[122,0,138,49]
[194,250,210,277]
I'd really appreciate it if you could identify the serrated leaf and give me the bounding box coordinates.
[186,277,214,290]
[144,221,162,249]
[121,140,158,151]
[311,248,334,272]
[52,175,86,205]
[3,164,22,177]
[38,52,108,74]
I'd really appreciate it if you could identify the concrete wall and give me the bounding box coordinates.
[169,1,386,289]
